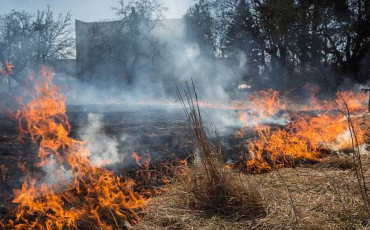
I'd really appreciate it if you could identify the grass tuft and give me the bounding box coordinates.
[176,81,265,219]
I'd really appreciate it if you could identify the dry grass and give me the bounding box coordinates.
[135,85,370,229]
[173,82,265,220]
[136,156,370,229]
[180,166,265,218]
[315,155,356,170]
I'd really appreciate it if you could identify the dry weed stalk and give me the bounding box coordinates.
[176,80,265,218]
[339,95,370,217]
[275,170,299,223]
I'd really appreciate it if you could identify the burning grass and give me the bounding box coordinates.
[141,81,370,230]
[0,66,148,229]
[232,88,368,173]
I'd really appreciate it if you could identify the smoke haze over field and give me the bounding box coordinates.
[1,0,369,134]
[59,42,248,106]
[52,15,250,107]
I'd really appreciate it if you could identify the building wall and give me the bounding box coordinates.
[75,19,186,86]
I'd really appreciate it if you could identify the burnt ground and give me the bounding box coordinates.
[0,104,246,218]
[3,104,368,227]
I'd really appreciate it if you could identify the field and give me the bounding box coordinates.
[1,72,370,229]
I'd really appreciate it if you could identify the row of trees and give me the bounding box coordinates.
[1,0,369,92]
[185,0,370,90]
[0,6,73,91]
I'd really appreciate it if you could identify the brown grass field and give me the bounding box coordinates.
[136,156,370,230]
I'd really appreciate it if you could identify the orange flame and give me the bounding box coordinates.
[132,152,151,169]
[239,87,367,173]
[17,162,28,175]
[0,62,14,75]
[3,66,147,229]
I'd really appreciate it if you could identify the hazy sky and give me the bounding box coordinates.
[0,0,194,21]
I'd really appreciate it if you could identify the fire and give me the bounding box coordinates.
[235,113,248,138]
[235,89,283,139]
[2,66,147,229]
[250,89,282,118]
[132,152,151,169]
[236,87,367,173]
[0,64,367,226]
[17,162,28,175]
[335,91,368,113]
[303,83,322,110]
[0,62,14,75]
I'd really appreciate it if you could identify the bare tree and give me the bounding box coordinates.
[32,6,74,62]
[0,6,74,91]
[0,10,33,85]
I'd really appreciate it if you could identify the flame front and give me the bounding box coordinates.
[3,66,147,229]
[236,87,367,173]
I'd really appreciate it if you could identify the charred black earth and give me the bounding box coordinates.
[0,104,246,218]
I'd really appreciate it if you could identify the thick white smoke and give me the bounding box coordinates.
[79,113,120,167]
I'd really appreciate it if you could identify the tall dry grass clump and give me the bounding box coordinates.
[183,165,265,218]
[176,82,265,218]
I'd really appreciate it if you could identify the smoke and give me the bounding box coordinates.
[263,113,290,126]
[56,18,249,105]
[330,130,369,155]
[169,43,247,101]
[41,156,73,186]
[50,18,254,134]
[78,113,120,167]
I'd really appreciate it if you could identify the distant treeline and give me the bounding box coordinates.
[1,0,369,94]
[184,0,370,91]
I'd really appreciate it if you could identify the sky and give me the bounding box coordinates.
[0,0,194,21]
